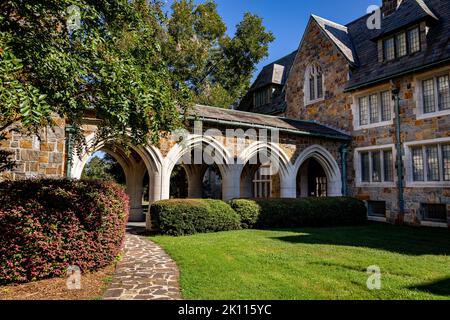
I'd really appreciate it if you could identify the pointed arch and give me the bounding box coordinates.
[294,145,342,197]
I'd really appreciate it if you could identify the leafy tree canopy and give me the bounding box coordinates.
[0,0,273,161]
[165,0,275,108]
[1,0,187,149]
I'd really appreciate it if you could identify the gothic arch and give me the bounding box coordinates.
[293,145,342,196]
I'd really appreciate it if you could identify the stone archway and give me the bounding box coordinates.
[163,134,234,200]
[239,142,293,199]
[293,145,342,197]
[71,133,164,222]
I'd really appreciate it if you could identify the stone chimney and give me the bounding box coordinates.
[381,0,402,17]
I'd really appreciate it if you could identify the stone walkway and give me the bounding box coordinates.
[104,228,181,300]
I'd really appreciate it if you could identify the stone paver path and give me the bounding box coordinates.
[104,232,181,300]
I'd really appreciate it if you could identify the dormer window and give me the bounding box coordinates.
[408,27,421,53]
[305,64,324,104]
[382,26,421,62]
[254,87,271,108]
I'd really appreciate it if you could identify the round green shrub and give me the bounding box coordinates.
[151,199,241,236]
[229,199,261,229]
[0,179,129,285]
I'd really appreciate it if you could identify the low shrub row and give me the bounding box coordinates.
[0,179,129,285]
[229,197,368,229]
[151,197,367,236]
[151,199,241,236]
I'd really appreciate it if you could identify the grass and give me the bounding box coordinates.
[150,223,450,300]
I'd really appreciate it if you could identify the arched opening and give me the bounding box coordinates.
[170,165,188,199]
[240,155,281,199]
[294,145,343,198]
[169,163,223,199]
[75,145,153,222]
[296,158,328,198]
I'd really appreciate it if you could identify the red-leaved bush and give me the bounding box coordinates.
[0,179,129,285]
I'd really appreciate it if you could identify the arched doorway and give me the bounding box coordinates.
[296,158,328,198]
[294,145,343,198]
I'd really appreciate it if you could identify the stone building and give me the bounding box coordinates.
[239,0,450,228]
[1,0,449,228]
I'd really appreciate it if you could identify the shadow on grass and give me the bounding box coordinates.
[272,223,450,256]
[409,278,450,297]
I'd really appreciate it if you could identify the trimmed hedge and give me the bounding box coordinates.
[0,179,129,285]
[229,197,367,229]
[151,199,241,236]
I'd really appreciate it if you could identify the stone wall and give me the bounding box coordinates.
[0,117,66,181]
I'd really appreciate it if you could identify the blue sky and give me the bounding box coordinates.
[165,0,381,79]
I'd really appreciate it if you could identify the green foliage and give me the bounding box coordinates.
[228,199,261,229]
[229,198,368,229]
[165,0,274,108]
[0,0,186,149]
[151,199,241,236]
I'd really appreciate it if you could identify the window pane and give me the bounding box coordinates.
[359,96,369,126]
[383,150,394,182]
[317,73,323,99]
[384,37,395,61]
[361,152,370,182]
[408,27,420,53]
[422,79,436,113]
[437,75,450,111]
[372,152,382,182]
[309,75,316,101]
[396,33,407,57]
[369,94,380,124]
[442,145,450,181]
[381,91,392,121]
[412,147,425,181]
[426,145,440,181]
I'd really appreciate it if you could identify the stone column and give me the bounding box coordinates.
[126,162,147,222]
[280,167,297,199]
[222,165,243,201]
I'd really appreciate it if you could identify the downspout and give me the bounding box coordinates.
[65,124,75,179]
[392,88,405,221]
[339,143,349,196]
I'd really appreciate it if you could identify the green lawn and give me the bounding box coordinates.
[150,224,450,300]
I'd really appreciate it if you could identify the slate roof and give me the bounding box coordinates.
[188,105,351,141]
[237,50,297,114]
[346,0,449,90]
[249,50,298,92]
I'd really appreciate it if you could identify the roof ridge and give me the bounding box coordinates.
[311,14,348,31]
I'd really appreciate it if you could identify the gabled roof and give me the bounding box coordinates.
[189,105,351,141]
[372,0,438,40]
[311,15,357,65]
